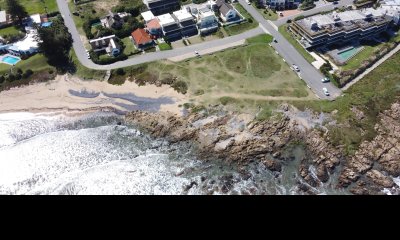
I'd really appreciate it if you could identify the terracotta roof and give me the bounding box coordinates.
[131,28,152,45]
[147,18,161,29]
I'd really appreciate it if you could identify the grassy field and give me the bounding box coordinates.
[159,42,172,51]
[224,3,258,36]
[0,54,52,74]
[70,50,107,80]
[0,0,58,15]
[292,51,400,155]
[252,3,278,21]
[122,37,137,55]
[279,24,315,63]
[0,26,21,36]
[113,34,314,117]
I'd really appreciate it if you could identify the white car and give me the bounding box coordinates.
[194,51,199,55]
[321,77,330,83]
[323,87,330,96]
[292,64,300,72]
[246,0,251,5]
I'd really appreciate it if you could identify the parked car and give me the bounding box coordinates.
[333,1,339,4]
[321,77,330,83]
[273,38,278,43]
[279,12,284,17]
[246,0,251,5]
[323,87,330,96]
[292,64,300,72]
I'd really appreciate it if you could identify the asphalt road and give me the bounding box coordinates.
[274,0,355,26]
[57,0,263,71]
[238,0,341,99]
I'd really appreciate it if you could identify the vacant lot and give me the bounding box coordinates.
[115,35,314,116]
[0,0,58,15]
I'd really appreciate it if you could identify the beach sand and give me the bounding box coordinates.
[0,75,187,115]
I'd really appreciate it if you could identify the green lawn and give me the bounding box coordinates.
[159,42,172,51]
[112,34,314,117]
[252,3,278,21]
[292,51,400,155]
[279,24,315,63]
[122,37,137,55]
[0,0,58,15]
[224,3,258,36]
[70,50,107,80]
[0,26,21,36]
[0,54,52,74]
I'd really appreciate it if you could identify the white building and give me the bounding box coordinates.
[0,11,8,26]
[141,11,155,23]
[89,35,121,57]
[8,29,40,56]
[380,0,400,24]
[197,7,219,34]
[157,13,181,40]
[173,9,198,37]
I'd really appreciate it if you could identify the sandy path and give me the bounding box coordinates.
[0,75,187,115]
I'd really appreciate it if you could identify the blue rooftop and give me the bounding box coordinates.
[41,22,53,27]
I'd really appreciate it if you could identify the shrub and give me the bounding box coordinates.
[116,68,125,75]
[0,75,5,84]
[172,80,188,94]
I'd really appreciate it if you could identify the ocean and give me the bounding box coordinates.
[0,111,348,195]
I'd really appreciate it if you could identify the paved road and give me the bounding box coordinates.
[238,0,341,99]
[57,0,263,71]
[274,0,354,26]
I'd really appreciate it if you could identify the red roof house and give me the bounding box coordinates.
[131,28,154,50]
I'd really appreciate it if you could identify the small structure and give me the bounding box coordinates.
[157,13,181,41]
[100,12,130,29]
[143,0,181,16]
[131,28,154,50]
[0,11,9,26]
[89,35,121,57]
[141,11,155,23]
[216,0,238,22]
[173,9,198,37]
[146,18,162,37]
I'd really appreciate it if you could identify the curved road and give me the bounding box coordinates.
[57,0,341,99]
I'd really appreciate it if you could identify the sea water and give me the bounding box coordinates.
[0,112,348,195]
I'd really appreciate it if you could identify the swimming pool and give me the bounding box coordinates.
[337,47,362,62]
[2,55,21,65]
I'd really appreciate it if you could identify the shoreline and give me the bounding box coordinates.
[0,74,188,116]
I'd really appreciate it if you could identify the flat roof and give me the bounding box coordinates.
[10,33,39,51]
[0,11,6,23]
[173,9,193,22]
[157,13,176,26]
[141,11,155,22]
[30,14,41,24]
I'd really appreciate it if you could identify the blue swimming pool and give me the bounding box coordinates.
[2,55,21,65]
[337,47,362,62]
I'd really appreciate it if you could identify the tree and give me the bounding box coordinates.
[37,16,73,70]
[5,0,28,25]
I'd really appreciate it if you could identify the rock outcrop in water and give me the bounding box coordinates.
[126,104,343,194]
[338,101,400,195]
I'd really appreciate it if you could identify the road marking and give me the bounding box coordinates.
[259,23,270,34]
[267,20,278,31]
[282,59,285,62]
[275,51,279,54]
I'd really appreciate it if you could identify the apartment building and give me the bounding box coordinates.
[173,9,198,38]
[157,13,181,41]
[143,0,180,16]
[291,8,393,49]
[257,0,301,10]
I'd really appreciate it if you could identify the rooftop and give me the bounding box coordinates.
[131,28,153,45]
[0,11,6,23]
[173,9,194,22]
[9,32,39,52]
[147,18,161,29]
[157,13,176,26]
[295,8,393,36]
[141,11,155,22]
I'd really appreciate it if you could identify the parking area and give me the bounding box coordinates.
[278,9,302,19]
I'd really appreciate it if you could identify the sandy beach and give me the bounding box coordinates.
[0,75,188,115]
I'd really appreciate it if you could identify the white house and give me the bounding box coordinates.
[216,0,238,22]
[0,11,8,26]
[7,29,40,56]
[89,35,121,57]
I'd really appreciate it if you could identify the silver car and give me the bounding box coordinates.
[323,87,330,96]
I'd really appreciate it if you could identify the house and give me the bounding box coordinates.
[157,13,181,41]
[196,7,219,34]
[89,35,121,56]
[0,11,9,26]
[146,18,162,37]
[291,8,393,49]
[172,9,198,38]
[257,0,301,10]
[380,0,400,25]
[143,0,181,16]
[141,11,155,23]
[216,0,239,22]
[7,29,40,56]
[131,28,154,50]
[100,12,130,29]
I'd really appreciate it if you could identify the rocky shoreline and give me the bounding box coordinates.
[125,102,400,195]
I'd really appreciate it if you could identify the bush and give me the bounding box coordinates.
[116,68,125,75]
[172,80,188,94]
[0,75,5,84]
